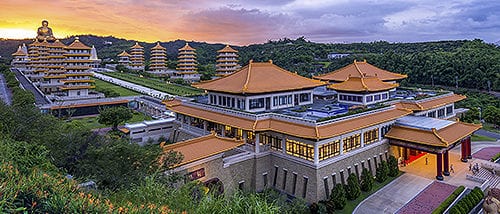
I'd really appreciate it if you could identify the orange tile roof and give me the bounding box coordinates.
[217,45,238,53]
[385,122,481,147]
[151,42,166,50]
[130,42,143,49]
[192,60,326,94]
[394,94,466,111]
[66,37,91,50]
[50,40,66,48]
[12,46,27,56]
[162,133,244,166]
[328,76,398,92]
[167,100,411,139]
[117,51,131,57]
[313,60,407,82]
[179,43,195,51]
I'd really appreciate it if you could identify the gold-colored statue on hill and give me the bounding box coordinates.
[36,20,56,42]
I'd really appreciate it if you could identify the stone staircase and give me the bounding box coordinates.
[473,168,500,189]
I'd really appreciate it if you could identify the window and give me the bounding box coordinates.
[374,94,381,101]
[249,98,264,109]
[319,140,340,160]
[238,181,245,190]
[282,169,288,190]
[260,134,282,151]
[273,166,278,187]
[273,97,278,106]
[446,106,453,115]
[292,173,298,195]
[343,134,361,153]
[286,139,314,161]
[438,108,445,118]
[302,176,308,198]
[428,111,436,118]
[366,96,373,102]
[363,128,379,145]
[263,173,268,187]
[299,93,310,102]
[323,177,330,198]
[279,95,288,105]
[382,93,388,99]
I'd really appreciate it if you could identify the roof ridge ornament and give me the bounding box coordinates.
[242,60,253,92]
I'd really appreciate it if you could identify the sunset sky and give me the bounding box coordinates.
[0,0,498,45]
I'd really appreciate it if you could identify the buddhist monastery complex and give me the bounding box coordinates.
[158,59,480,203]
[216,45,240,77]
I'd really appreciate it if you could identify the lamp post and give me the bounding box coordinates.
[478,107,482,123]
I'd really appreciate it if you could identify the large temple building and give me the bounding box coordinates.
[161,59,480,203]
[11,21,100,101]
[215,45,240,77]
[129,42,145,71]
[149,42,168,72]
[174,43,200,82]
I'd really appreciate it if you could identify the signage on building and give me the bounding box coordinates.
[187,168,205,181]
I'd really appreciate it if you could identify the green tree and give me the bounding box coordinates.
[345,173,361,200]
[97,106,133,130]
[376,160,389,183]
[330,183,347,209]
[360,168,374,192]
[484,106,500,126]
[387,156,399,177]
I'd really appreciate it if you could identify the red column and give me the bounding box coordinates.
[443,150,450,176]
[467,136,472,159]
[461,140,468,162]
[436,153,443,180]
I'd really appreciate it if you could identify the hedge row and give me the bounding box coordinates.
[432,186,465,214]
[449,187,484,214]
[491,152,500,162]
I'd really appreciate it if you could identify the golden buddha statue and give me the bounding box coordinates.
[36,20,56,42]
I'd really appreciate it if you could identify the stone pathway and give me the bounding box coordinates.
[473,147,500,161]
[396,181,457,214]
[353,173,433,214]
[0,73,12,105]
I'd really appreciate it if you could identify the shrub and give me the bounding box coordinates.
[376,160,389,183]
[345,173,361,200]
[449,206,462,214]
[330,183,347,209]
[387,156,399,177]
[309,203,319,214]
[360,168,374,192]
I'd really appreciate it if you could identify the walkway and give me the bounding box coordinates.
[473,147,500,161]
[396,181,456,214]
[353,173,433,214]
[11,68,51,105]
[0,73,12,105]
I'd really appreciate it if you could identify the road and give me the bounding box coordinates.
[476,129,500,140]
[11,68,51,105]
[0,73,13,105]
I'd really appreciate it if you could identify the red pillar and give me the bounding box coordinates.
[443,150,450,176]
[467,136,472,159]
[436,153,444,180]
[461,140,468,162]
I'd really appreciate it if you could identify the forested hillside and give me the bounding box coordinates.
[1,36,498,91]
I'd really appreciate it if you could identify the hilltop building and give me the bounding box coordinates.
[129,42,145,71]
[150,42,168,72]
[174,43,200,82]
[215,45,240,77]
[11,21,100,101]
[160,60,480,203]
[117,51,131,67]
[11,45,28,69]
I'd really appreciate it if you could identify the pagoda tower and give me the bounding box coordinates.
[216,45,240,77]
[117,51,131,67]
[32,39,50,84]
[175,43,200,82]
[25,39,41,82]
[40,39,66,94]
[129,42,145,71]
[11,45,28,69]
[149,42,167,72]
[61,37,94,97]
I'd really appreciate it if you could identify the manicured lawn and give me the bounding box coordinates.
[92,78,141,97]
[100,72,203,96]
[471,134,496,142]
[69,112,153,130]
[483,122,500,134]
[336,172,404,214]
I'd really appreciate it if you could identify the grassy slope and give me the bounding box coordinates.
[101,72,203,96]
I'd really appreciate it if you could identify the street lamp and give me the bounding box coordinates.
[478,107,482,123]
